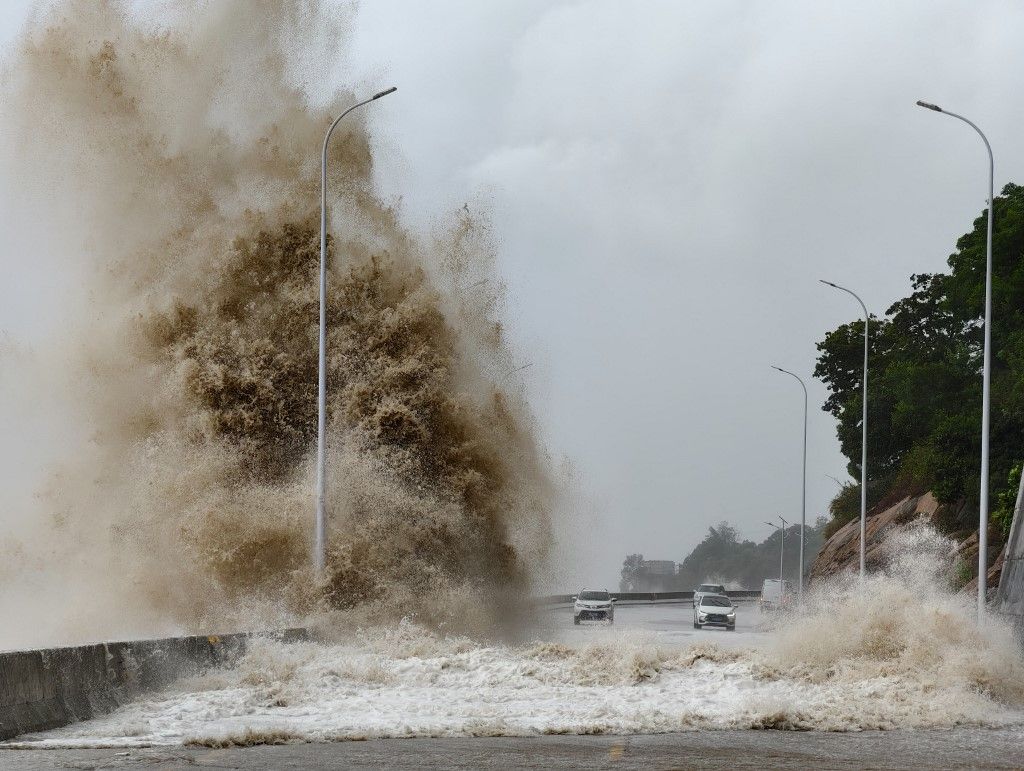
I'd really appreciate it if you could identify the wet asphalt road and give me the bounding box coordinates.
[3,728,1024,770]
[533,598,766,648]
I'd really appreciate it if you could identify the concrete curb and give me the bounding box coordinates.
[0,628,307,742]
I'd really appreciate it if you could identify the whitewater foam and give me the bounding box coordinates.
[8,600,1024,747]
[8,523,1022,747]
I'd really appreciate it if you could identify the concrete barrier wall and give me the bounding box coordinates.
[0,629,306,742]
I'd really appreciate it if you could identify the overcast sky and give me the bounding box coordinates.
[3,1,1024,589]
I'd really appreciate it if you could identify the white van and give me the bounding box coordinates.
[759,579,791,611]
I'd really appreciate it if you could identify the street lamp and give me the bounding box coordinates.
[916,99,994,622]
[505,362,534,378]
[315,86,397,575]
[771,365,807,603]
[820,280,868,581]
[765,516,789,585]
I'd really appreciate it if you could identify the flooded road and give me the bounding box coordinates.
[533,599,767,648]
[3,598,1023,768]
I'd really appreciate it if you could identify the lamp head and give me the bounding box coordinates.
[819,279,838,288]
[915,100,942,113]
[373,86,398,100]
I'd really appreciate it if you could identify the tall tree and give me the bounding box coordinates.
[815,183,1024,534]
[619,553,645,591]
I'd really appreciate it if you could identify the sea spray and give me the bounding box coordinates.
[767,523,1024,708]
[0,0,553,648]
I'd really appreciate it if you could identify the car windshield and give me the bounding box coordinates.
[698,584,724,593]
[579,591,609,601]
[701,596,732,607]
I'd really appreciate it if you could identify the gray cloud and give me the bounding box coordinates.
[355,0,1024,586]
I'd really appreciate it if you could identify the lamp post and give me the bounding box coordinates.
[505,362,534,378]
[915,100,994,623]
[315,86,397,575]
[766,516,789,585]
[820,280,868,581]
[771,366,807,603]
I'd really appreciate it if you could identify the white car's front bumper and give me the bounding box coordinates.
[574,605,613,621]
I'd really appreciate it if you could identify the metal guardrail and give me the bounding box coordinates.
[538,590,761,605]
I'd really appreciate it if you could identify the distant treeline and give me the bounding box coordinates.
[815,182,1024,544]
[620,517,829,591]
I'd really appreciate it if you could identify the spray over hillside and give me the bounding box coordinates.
[0,0,553,647]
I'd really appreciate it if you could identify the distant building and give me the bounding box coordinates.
[640,560,676,576]
[623,559,677,592]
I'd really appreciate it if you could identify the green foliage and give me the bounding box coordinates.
[953,558,973,591]
[992,465,1021,536]
[619,553,645,592]
[617,518,832,591]
[824,483,860,539]
[815,183,1024,534]
[649,517,830,590]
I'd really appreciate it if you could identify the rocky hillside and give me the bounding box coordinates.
[809,492,1005,593]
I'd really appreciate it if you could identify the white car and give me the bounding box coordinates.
[573,589,616,625]
[693,594,736,631]
[692,583,727,608]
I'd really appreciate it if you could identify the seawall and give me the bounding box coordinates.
[0,629,306,742]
